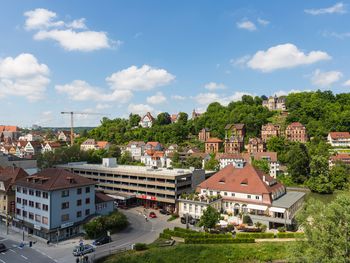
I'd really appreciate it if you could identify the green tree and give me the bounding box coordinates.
[204,155,219,171]
[185,156,203,169]
[286,143,310,184]
[107,144,121,158]
[307,156,334,194]
[129,113,141,127]
[199,206,220,231]
[290,193,350,262]
[330,162,350,190]
[252,159,270,174]
[156,112,171,125]
[119,151,133,164]
[177,112,188,124]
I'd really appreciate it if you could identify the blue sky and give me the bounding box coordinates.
[0,0,349,127]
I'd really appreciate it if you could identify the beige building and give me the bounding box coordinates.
[261,123,280,142]
[198,128,210,142]
[285,122,307,143]
[205,138,223,154]
[57,158,214,212]
[262,95,286,111]
[0,167,28,224]
[246,138,266,154]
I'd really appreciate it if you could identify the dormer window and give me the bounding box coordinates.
[240,179,248,186]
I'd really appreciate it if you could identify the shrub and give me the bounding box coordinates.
[167,214,179,221]
[276,232,305,238]
[185,238,255,244]
[278,226,286,232]
[236,232,275,239]
[134,243,148,251]
[242,215,252,224]
[159,233,172,239]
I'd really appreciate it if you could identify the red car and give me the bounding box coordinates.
[149,212,157,218]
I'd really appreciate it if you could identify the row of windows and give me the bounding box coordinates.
[16,198,48,211]
[62,209,90,221]
[17,187,48,199]
[61,198,90,209]
[61,187,90,198]
[202,190,260,200]
[16,209,48,225]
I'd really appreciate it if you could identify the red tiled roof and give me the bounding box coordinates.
[97,141,109,149]
[287,122,305,129]
[0,167,29,191]
[198,163,284,195]
[205,137,223,143]
[330,153,350,161]
[251,152,278,162]
[0,126,19,132]
[329,132,350,139]
[146,141,161,147]
[47,142,61,148]
[142,112,155,121]
[217,153,244,160]
[15,168,95,191]
[127,141,145,147]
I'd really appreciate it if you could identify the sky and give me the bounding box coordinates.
[0,0,349,127]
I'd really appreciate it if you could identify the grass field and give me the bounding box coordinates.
[101,242,291,263]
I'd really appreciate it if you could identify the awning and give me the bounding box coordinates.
[269,207,286,213]
[247,204,268,211]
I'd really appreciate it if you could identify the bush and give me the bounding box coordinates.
[276,232,305,238]
[134,243,148,251]
[278,226,286,232]
[185,238,255,244]
[236,232,275,239]
[159,233,172,239]
[167,214,179,221]
[242,215,252,224]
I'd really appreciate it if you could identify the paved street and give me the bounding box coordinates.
[0,236,56,263]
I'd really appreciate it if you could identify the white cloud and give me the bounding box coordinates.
[204,82,226,91]
[0,53,50,101]
[146,92,167,104]
[247,43,331,72]
[343,79,350,86]
[128,103,154,115]
[311,69,343,87]
[322,30,350,39]
[106,65,175,91]
[305,2,346,15]
[257,18,270,26]
[194,91,252,106]
[230,55,251,67]
[34,29,112,52]
[24,8,115,51]
[55,80,133,102]
[96,103,112,110]
[274,89,306,97]
[236,20,257,31]
[171,95,186,100]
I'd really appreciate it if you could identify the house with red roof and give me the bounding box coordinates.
[327,132,350,147]
[329,153,350,168]
[179,162,305,229]
[141,150,168,168]
[285,122,308,143]
[42,142,62,153]
[205,138,223,154]
[139,112,155,128]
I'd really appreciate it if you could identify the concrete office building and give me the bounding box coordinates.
[58,158,214,212]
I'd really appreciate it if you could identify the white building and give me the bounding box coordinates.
[141,151,168,168]
[126,141,145,160]
[139,112,155,128]
[327,132,350,147]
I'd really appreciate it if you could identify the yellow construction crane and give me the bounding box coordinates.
[60,111,106,144]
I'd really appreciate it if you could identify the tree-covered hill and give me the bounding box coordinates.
[86,90,350,146]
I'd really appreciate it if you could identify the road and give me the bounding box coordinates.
[0,236,56,263]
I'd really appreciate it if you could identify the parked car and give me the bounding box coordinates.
[0,243,7,253]
[73,244,94,257]
[93,236,111,246]
[149,212,157,218]
[159,209,170,215]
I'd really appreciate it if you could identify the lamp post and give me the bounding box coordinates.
[21,204,25,241]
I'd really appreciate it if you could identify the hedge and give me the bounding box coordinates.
[159,233,172,239]
[163,229,232,239]
[236,232,275,239]
[276,232,305,238]
[134,243,148,251]
[185,238,255,244]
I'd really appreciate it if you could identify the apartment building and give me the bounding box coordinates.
[205,138,223,154]
[224,124,245,154]
[262,95,286,111]
[261,123,280,142]
[246,138,266,154]
[194,162,305,229]
[57,158,214,212]
[198,128,210,142]
[285,122,308,143]
[14,169,97,241]
[327,132,350,147]
[125,141,146,160]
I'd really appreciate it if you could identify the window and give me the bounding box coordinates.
[42,216,48,225]
[61,214,69,222]
[22,211,27,218]
[16,209,21,215]
[17,187,21,193]
[23,188,27,194]
[77,200,82,206]
[183,203,187,210]
[16,197,21,204]
[247,195,251,199]
[209,191,213,196]
[255,196,260,200]
[77,188,82,195]
[85,198,90,204]
[42,204,48,211]
[61,190,69,197]
[43,192,48,199]
[35,214,41,222]
[85,209,90,216]
[22,199,27,206]
[35,202,41,209]
[231,193,235,197]
[29,212,34,220]
[61,202,69,209]
[29,189,34,196]
[85,187,90,193]
[77,211,82,218]
[35,191,41,197]
[224,192,227,196]
[29,201,34,207]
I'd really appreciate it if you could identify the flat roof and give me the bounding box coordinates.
[272,191,305,208]
[57,163,213,178]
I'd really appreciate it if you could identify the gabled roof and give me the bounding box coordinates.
[205,137,223,143]
[26,141,42,148]
[97,141,109,149]
[59,130,71,136]
[127,141,146,147]
[0,126,19,132]
[328,132,350,140]
[262,123,280,131]
[141,112,155,121]
[146,141,161,147]
[46,142,61,148]
[82,139,96,145]
[286,122,305,129]
[248,137,264,144]
[198,163,284,195]
[15,168,95,191]
[0,167,29,191]
[225,123,245,130]
[217,153,245,160]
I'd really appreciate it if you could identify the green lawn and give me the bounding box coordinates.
[101,242,291,263]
